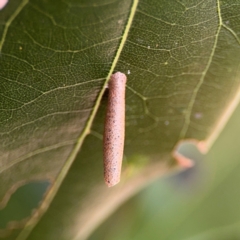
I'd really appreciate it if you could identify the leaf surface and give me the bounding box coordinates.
[0,0,239,239]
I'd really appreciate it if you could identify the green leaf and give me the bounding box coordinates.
[0,0,239,239]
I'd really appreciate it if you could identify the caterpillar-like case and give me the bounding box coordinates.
[103,72,127,187]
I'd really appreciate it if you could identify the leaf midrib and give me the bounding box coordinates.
[16,0,139,239]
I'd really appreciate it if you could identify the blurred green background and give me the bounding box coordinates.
[0,181,50,230]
